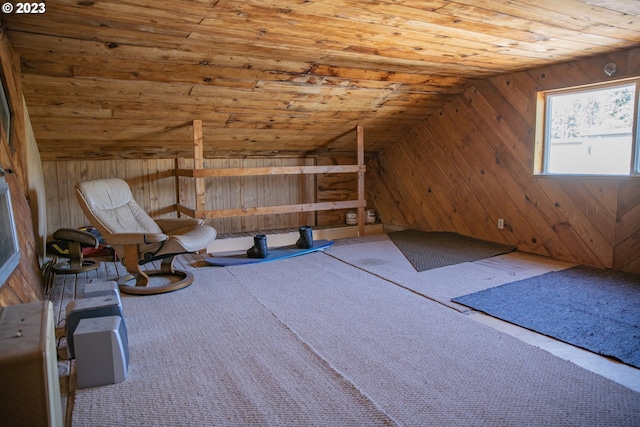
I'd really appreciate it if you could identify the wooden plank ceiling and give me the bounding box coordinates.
[2,0,640,160]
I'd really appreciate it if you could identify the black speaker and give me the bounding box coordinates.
[65,292,126,359]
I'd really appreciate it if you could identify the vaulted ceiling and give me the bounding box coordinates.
[2,0,640,160]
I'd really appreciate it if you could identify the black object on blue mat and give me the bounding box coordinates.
[205,239,334,266]
[452,265,640,369]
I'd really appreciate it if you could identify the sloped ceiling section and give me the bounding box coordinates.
[2,0,640,160]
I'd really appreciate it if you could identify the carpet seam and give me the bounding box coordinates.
[323,252,469,314]
[225,267,403,427]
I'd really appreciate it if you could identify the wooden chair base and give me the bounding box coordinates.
[49,232,100,274]
[117,269,194,295]
[52,259,99,274]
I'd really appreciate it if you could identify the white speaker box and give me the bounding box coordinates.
[83,280,119,299]
[74,316,128,389]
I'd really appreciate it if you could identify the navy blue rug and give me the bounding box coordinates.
[453,265,640,368]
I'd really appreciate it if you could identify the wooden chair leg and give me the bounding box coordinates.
[160,256,176,274]
[68,241,83,270]
[118,246,193,295]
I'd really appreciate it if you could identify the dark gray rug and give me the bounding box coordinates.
[453,265,640,369]
[388,230,515,272]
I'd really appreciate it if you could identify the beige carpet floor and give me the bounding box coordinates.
[72,265,396,426]
[326,238,574,308]
[72,244,640,426]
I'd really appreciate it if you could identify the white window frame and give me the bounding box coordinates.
[534,77,640,176]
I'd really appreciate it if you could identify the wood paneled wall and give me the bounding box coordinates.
[177,157,316,232]
[42,155,358,237]
[43,158,177,234]
[369,48,640,274]
[615,180,640,272]
[316,154,357,226]
[0,32,43,306]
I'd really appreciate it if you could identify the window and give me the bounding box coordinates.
[535,78,640,176]
[0,75,12,151]
[0,175,20,285]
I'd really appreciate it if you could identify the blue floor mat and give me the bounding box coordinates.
[205,240,334,266]
[453,265,640,368]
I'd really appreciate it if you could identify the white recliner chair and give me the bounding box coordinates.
[75,178,217,295]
